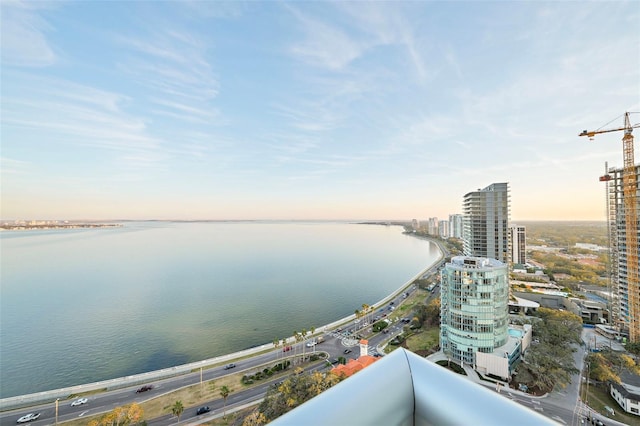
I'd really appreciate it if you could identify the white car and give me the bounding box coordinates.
[17,413,40,423]
[71,398,88,406]
[306,340,317,347]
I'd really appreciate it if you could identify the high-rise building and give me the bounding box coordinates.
[510,225,526,265]
[462,182,510,263]
[448,214,463,239]
[605,164,640,338]
[439,220,449,239]
[440,256,509,366]
[428,217,438,236]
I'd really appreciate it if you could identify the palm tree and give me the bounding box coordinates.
[171,400,184,422]
[292,331,298,363]
[294,331,303,364]
[361,303,371,331]
[301,328,307,361]
[219,385,231,419]
[310,326,317,353]
[273,337,280,361]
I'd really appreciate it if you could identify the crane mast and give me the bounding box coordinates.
[581,112,640,342]
[622,113,639,342]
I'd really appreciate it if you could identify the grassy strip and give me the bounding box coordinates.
[404,328,439,351]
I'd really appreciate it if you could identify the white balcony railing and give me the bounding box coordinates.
[272,348,557,426]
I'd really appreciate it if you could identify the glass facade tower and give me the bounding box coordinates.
[440,256,509,365]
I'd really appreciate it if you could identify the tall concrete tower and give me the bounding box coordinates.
[510,225,526,265]
[462,182,510,263]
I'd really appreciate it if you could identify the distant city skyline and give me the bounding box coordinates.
[1,1,638,222]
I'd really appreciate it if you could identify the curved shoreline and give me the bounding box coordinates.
[0,235,445,411]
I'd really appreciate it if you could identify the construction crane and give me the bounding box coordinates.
[580,112,640,342]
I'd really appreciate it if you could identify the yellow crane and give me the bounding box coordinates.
[580,112,640,341]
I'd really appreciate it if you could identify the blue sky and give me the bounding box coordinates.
[1,1,638,221]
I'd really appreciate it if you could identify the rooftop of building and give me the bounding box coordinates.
[510,280,559,290]
[331,355,378,378]
[508,297,540,309]
[449,256,505,269]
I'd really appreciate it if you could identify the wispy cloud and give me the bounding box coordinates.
[0,157,31,175]
[286,5,365,71]
[115,28,220,126]
[2,73,165,167]
[1,0,57,67]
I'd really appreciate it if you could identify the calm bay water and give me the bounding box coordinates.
[0,221,439,398]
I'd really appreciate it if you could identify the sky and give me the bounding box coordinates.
[1,1,639,222]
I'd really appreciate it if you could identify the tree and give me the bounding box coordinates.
[521,343,577,392]
[301,328,307,360]
[588,353,620,384]
[255,371,344,422]
[126,403,143,424]
[424,299,441,327]
[171,400,184,422]
[362,304,370,329]
[242,410,268,426]
[515,307,582,393]
[627,342,640,354]
[292,330,298,362]
[273,337,280,361]
[88,403,144,426]
[219,385,231,418]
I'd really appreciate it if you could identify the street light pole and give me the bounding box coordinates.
[55,398,59,425]
[585,362,590,406]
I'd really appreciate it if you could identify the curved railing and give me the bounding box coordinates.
[271,348,558,426]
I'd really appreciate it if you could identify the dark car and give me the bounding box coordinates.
[343,349,352,354]
[136,385,153,393]
[196,406,211,415]
[223,363,236,370]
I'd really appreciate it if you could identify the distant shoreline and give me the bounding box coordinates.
[0,223,122,231]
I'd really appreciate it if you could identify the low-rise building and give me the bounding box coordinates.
[611,372,640,416]
[475,324,532,380]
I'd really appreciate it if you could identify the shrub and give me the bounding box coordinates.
[373,321,388,332]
